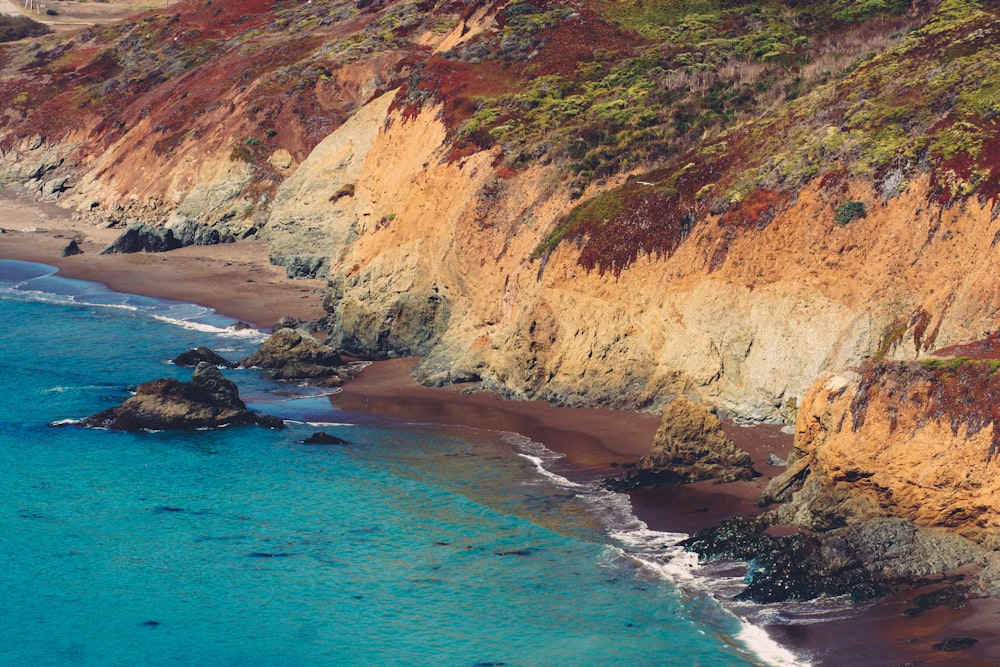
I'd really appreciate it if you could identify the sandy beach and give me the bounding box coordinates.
[0,190,326,329]
[2,188,998,665]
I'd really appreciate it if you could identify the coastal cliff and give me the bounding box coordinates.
[769,355,1000,549]
[7,0,1000,610]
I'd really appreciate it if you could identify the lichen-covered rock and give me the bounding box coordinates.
[239,328,343,379]
[611,397,757,488]
[82,363,282,430]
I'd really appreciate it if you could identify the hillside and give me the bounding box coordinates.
[7,0,1000,570]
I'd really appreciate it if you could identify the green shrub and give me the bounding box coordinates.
[0,15,52,42]
[834,200,867,225]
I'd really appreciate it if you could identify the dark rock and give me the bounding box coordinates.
[230,321,253,331]
[903,584,971,616]
[99,221,231,255]
[173,346,234,368]
[239,328,344,380]
[61,239,83,257]
[168,219,224,246]
[680,516,888,604]
[81,362,282,430]
[302,431,349,445]
[933,637,978,651]
[682,516,987,605]
[100,224,182,254]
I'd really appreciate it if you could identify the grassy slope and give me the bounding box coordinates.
[2,0,996,275]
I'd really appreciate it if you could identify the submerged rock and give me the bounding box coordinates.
[608,397,757,489]
[239,328,345,380]
[173,346,235,368]
[302,431,349,445]
[82,362,282,430]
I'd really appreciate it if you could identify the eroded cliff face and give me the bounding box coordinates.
[4,0,1000,427]
[266,83,1000,422]
[768,360,1000,548]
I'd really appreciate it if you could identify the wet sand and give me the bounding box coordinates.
[2,189,998,665]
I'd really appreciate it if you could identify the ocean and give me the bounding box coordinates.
[0,259,806,666]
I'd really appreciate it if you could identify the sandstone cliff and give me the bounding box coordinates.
[2,0,1000,427]
[767,357,1000,548]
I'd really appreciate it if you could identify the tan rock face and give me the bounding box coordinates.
[771,363,1000,545]
[264,87,1000,423]
[634,396,757,484]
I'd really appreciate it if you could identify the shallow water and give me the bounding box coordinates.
[0,259,802,666]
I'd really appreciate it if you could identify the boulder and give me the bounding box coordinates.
[82,362,282,430]
[239,328,344,379]
[61,239,83,257]
[173,346,235,368]
[99,224,182,254]
[609,397,757,488]
[99,221,229,255]
[680,516,990,604]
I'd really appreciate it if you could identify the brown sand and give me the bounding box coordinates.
[3,190,998,665]
[0,190,326,329]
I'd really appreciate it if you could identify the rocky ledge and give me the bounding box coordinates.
[82,362,282,431]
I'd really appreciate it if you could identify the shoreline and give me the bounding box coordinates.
[0,189,326,329]
[3,191,998,665]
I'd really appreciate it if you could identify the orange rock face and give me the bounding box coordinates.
[771,361,1000,546]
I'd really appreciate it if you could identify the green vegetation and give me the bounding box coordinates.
[919,357,1000,374]
[834,201,867,225]
[0,15,52,43]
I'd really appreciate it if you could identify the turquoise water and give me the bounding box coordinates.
[0,260,796,666]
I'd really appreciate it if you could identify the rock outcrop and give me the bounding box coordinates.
[82,363,282,431]
[611,397,757,488]
[765,357,1000,547]
[99,221,229,255]
[681,516,991,604]
[173,347,235,368]
[239,328,346,381]
[60,239,82,257]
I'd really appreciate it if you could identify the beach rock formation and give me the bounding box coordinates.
[99,221,228,255]
[301,431,349,445]
[765,357,1000,547]
[610,397,757,488]
[82,362,282,430]
[239,328,345,381]
[60,239,82,257]
[173,346,234,368]
[681,516,990,604]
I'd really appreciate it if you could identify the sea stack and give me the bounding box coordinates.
[82,362,283,430]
